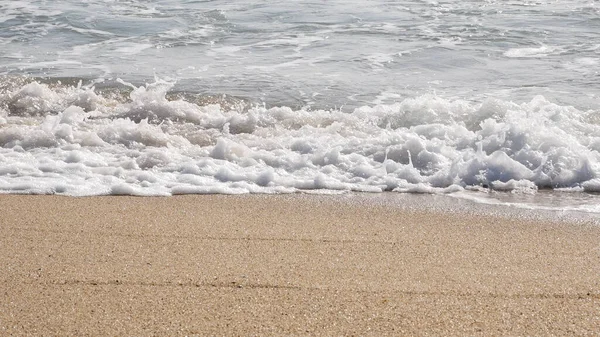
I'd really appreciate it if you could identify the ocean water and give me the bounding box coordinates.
[1,0,600,211]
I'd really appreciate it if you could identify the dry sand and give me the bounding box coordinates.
[0,194,599,335]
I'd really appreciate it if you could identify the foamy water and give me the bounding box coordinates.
[1,1,600,211]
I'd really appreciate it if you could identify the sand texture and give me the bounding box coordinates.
[1,194,599,335]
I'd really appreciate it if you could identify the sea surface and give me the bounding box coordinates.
[1,0,600,212]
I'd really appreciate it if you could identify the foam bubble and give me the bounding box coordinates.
[0,79,599,198]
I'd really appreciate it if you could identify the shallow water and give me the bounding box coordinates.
[1,0,600,212]
[2,0,599,108]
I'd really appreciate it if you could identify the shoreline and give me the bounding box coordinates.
[1,194,599,335]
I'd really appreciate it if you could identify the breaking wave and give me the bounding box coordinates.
[1,77,599,197]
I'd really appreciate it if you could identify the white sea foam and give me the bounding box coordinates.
[503,46,561,58]
[1,79,599,198]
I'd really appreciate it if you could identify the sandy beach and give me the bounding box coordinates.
[0,194,598,335]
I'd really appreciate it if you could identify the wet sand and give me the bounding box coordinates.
[1,194,598,335]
